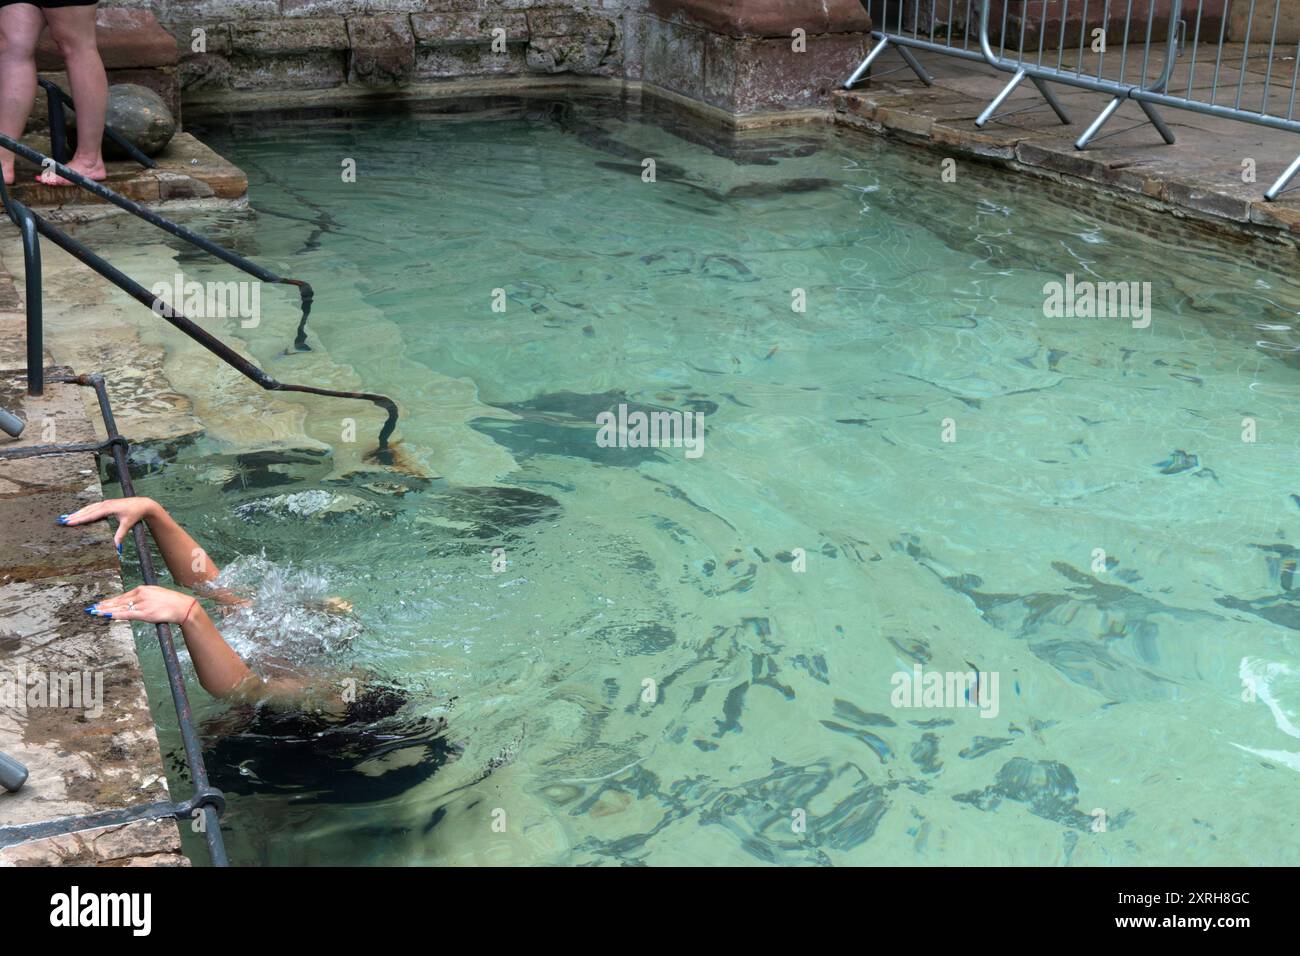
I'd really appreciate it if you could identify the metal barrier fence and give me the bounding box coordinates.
[976,0,1184,148]
[845,0,1072,119]
[846,0,1300,200]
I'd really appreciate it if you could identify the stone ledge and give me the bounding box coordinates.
[410,12,531,48]
[180,73,831,130]
[0,819,187,867]
[230,18,351,56]
[832,79,1300,263]
[0,365,183,867]
[6,132,246,213]
[168,9,625,91]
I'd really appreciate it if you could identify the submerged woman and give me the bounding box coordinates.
[61,496,467,803]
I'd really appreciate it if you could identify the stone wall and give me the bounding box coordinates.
[104,0,629,94]
[631,1,870,114]
[100,0,873,117]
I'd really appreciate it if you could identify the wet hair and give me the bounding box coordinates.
[342,683,409,722]
[201,685,456,804]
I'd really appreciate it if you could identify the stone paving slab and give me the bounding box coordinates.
[0,366,98,500]
[1,818,187,866]
[833,43,1300,251]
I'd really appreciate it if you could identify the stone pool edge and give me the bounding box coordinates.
[0,314,187,867]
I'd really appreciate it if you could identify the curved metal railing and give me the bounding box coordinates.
[0,131,399,454]
[38,77,157,171]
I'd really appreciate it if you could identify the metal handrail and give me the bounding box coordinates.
[0,134,399,456]
[0,374,229,866]
[39,78,156,171]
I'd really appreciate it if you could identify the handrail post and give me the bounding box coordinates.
[46,90,69,165]
[13,203,43,396]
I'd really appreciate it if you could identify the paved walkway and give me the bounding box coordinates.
[834,43,1300,249]
[0,257,186,865]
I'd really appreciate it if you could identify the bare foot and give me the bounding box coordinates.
[36,159,106,186]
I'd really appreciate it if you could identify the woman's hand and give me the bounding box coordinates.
[88,585,198,625]
[60,496,159,551]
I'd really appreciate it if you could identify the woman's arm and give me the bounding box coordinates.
[142,501,221,589]
[63,496,222,589]
[89,585,256,698]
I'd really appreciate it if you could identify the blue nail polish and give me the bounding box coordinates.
[116,543,123,554]
[101,612,113,619]
[84,605,98,614]
[57,515,69,525]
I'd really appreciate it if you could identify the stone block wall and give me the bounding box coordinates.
[101,0,627,93]
[96,0,873,116]
[632,1,870,114]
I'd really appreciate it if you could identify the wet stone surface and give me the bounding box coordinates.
[0,366,185,866]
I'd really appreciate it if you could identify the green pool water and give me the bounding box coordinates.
[86,96,1300,865]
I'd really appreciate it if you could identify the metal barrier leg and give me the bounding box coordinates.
[896,46,935,86]
[844,37,891,89]
[0,406,23,439]
[1074,96,1124,149]
[844,36,934,89]
[1264,152,1300,201]
[1031,78,1072,125]
[976,68,1027,127]
[1076,96,1175,150]
[977,70,1073,128]
[1137,100,1175,144]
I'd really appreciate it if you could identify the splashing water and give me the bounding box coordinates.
[207,553,363,668]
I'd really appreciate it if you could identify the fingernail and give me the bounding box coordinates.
[116,543,123,554]
[57,515,70,525]
[84,605,98,614]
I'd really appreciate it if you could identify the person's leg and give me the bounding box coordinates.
[39,2,105,184]
[0,4,46,186]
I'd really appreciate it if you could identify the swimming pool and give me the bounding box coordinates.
[81,95,1300,865]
